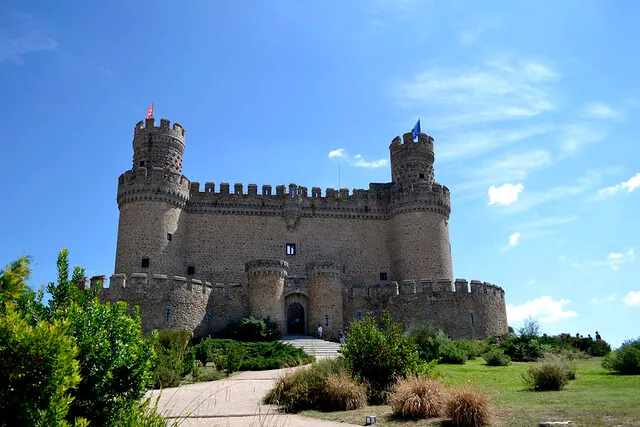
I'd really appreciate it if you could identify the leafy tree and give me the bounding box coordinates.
[0,256,31,311]
[519,316,541,337]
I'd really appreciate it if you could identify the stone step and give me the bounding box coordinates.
[281,336,343,359]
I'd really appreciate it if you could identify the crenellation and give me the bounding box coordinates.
[400,279,416,294]
[220,182,230,194]
[205,182,214,193]
[263,185,272,196]
[455,278,469,293]
[234,183,243,195]
[248,184,258,196]
[312,187,321,197]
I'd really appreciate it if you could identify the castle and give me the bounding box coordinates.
[94,117,508,340]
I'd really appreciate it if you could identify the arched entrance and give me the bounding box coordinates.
[287,302,305,335]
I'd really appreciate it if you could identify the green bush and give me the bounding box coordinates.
[499,334,546,362]
[264,357,351,412]
[219,316,282,341]
[342,312,421,402]
[456,339,491,358]
[522,357,570,391]
[406,326,469,364]
[483,347,511,366]
[439,340,469,364]
[0,307,83,426]
[602,338,640,375]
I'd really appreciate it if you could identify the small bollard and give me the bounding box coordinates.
[365,414,377,425]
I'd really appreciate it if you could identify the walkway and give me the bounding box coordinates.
[149,368,360,427]
[281,336,343,360]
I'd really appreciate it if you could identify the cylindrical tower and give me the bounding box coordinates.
[307,261,343,340]
[114,118,190,278]
[388,131,453,281]
[246,260,288,334]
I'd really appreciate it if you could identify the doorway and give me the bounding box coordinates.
[287,302,305,335]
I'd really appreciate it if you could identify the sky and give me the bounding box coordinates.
[1,1,638,348]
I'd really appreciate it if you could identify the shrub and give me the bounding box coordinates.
[389,376,446,418]
[499,334,546,362]
[342,312,421,402]
[157,329,191,351]
[325,371,367,411]
[219,316,282,341]
[445,385,491,426]
[456,339,490,358]
[522,357,569,391]
[482,347,511,366]
[0,307,83,426]
[440,340,469,364]
[587,339,612,357]
[602,338,640,375]
[265,357,350,412]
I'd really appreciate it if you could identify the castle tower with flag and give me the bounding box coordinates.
[96,117,508,340]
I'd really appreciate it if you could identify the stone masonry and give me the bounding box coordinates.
[97,117,509,340]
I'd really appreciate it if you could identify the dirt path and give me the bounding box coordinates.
[148,368,361,427]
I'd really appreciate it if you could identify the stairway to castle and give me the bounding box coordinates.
[282,336,343,360]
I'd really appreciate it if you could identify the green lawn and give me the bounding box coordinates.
[300,357,640,426]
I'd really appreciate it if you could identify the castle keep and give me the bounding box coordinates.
[96,117,508,340]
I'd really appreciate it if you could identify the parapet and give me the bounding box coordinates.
[306,261,343,278]
[389,132,434,155]
[245,259,289,277]
[134,117,185,140]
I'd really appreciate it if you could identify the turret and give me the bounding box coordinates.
[246,260,288,334]
[133,117,185,174]
[114,118,190,280]
[307,261,343,340]
[389,132,435,192]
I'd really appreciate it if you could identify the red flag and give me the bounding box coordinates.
[146,104,154,119]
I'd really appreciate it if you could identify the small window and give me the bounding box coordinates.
[325,314,330,327]
[165,306,172,322]
[357,311,363,321]
[141,258,150,268]
[167,233,172,241]
[379,272,388,281]
[286,243,296,256]
[419,173,425,179]
[470,312,475,325]
[187,266,195,276]
[139,161,145,167]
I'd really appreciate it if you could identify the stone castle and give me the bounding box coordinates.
[95,117,508,340]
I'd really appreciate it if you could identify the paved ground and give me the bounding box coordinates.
[149,368,361,427]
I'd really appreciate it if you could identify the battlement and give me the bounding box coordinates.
[347,278,504,300]
[134,117,185,140]
[117,167,191,208]
[245,259,289,277]
[307,261,343,277]
[389,132,435,153]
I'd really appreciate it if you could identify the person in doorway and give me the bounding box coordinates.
[317,325,323,339]
[339,330,346,344]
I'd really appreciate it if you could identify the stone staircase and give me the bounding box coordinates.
[282,335,343,360]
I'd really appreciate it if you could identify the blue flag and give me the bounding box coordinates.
[411,118,421,139]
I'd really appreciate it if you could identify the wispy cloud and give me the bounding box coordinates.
[507,296,578,323]
[623,291,640,306]
[583,103,626,121]
[596,172,640,198]
[569,248,635,271]
[488,183,524,206]
[395,57,559,129]
[515,216,578,230]
[590,294,616,304]
[558,124,607,156]
[327,148,388,169]
[458,19,499,46]
[0,11,57,64]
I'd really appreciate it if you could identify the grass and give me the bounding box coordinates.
[300,357,640,426]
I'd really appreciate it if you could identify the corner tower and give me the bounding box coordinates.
[114,118,190,279]
[388,131,453,281]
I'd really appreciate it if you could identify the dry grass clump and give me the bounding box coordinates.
[389,376,446,418]
[445,384,491,426]
[325,371,367,411]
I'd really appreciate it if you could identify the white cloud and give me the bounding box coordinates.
[488,183,524,206]
[507,296,577,323]
[583,103,625,121]
[501,232,521,251]
[516,216,577,230]
[525,279,536,285]
[327,149,388,169]
[328,148,347,159]
[597,173,640,198]
[395,57,559,129]
[590,294,616,304]
[623,291,640,306]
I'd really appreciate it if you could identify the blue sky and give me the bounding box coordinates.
[1,1,638,347]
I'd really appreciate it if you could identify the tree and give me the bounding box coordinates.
[519,316,541,337]
[0,256,31,310]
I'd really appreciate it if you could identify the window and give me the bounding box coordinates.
[419,173,425,179]
[379,272,388,281]
[165,306,172,322]
[357,311,363,321]
[139,161,145,167]
[325,314,330,327]
[286,243,296,256]
[187,266,195,276]
[141,258,150,268]
[167,233,172,241]
[470,312,475,325]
